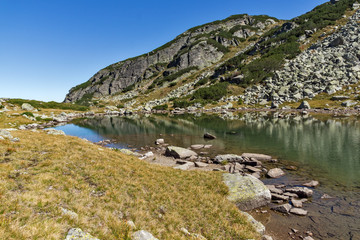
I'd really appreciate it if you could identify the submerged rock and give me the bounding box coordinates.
[223,173,271,211]
[165,146,197,159]
[204,132,216,139]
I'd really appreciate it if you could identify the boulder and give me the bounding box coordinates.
[328,36,344,47]
[21,103,35,111]
[331,95,350,101]
[291,199,303,208]
[204,132,216,139]
[45,128,66,135]
[131,230,159,240]
[191,144,204,150]
[297,101,311,109]
[0,129,13,139]
[214,154,243,163]
[155,139,164,145]
[241,153,272,161]
[165,146,197,159]
[267,168,285,178]
[290,208,308,216]
[271,193,289,201]
[303,180,319,188]
[65,228,99,240]
[285,187,313,198]
[223,173,271,211]
[173,162,194,170]
[194,162,208,168]
[341,100,357,107]
[271,203,292,214]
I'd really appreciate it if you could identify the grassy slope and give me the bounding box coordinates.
[0,112,259,240]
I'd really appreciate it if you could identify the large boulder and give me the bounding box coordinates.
[21,103,35,111]
[65,228,99,240]
[223,173,271,211]
[165,146,197,159]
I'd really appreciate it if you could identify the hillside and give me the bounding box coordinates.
[65,0,360,110]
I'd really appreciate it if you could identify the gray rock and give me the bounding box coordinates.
[165,146,197,159]
[329,36,344,47]
[271,193,289,201]
[155,138,164,145]
[241,153,272,161]
[303,236,315,240]
[285,187,313,198]
[173,162,194,170]
[45,128,66,135]
[271,203,292,214]
[291,199,303,208]
[0,129,13,139]
[131,230,159,240]
[61,207,78,219]
[223,173,271,211]
[21,103,35,111]
[262,235,273,240]
[290,207,308,216]
[214,154,243,163]
[297,101,311,109]
[191,144,204,149]
[331,95,350,101]
[65,228,99,240]
[194,162,208,168]
[341,100,357,107]
[267,168,285,178]
[303,180,319,188]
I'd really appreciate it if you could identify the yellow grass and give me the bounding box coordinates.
[0,112,259,240]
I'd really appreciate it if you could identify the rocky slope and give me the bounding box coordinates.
[241,8,360,105]
[64,14,278,103]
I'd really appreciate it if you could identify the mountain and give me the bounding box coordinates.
[65,0,360,109]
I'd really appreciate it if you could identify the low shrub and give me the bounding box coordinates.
[153,104,168,110]
[192,82,229,101]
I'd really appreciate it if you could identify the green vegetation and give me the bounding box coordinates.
[0,105,4,109]
[74,93,95,107]
[173,100,191,108]
[71,80,93,92]
[117,104,125,109]
[194,78,209,87]
[148,67,198,89]
[192,82,229,101]
[21,112,34,117]
[152,104,168,110]
[122,84,135,93]
[6,99,89,111]
[206,39,230,53]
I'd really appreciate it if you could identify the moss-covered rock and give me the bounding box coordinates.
[223,173,271,211]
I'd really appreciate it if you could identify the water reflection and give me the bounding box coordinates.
[58,113,360,187]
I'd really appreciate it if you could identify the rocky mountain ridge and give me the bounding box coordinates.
[64,14,278,103]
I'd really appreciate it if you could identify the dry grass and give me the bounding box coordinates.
[0,121,259,240]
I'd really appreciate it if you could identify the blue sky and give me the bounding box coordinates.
[0,0,328,102]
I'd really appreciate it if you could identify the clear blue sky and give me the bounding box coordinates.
[0,0,328,102]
